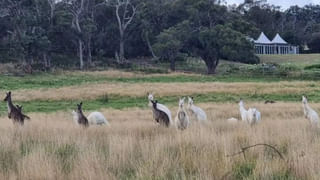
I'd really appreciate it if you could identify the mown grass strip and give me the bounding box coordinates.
[0,73,310,91]
[0,92,318,114]
[0,73,108,90]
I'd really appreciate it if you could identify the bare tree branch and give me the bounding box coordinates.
[106,0,136,62]
[226,143,285,160]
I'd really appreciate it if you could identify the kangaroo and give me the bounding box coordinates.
[4,92,30,125]
[175,98,189,130]
[265,100,276,104]
[16,105,30,120]
[302,96,319,126]
[75,102,89,127]
[151,100,170,127]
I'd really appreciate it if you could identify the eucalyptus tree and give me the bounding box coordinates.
[65,0,86,69]
[106,0,136,63]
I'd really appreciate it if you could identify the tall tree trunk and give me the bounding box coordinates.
[114,0,136,64]
[119,31,125,63]
[43,53,48,71]
[204,57,219,75]
[144,31,157,59]
[79,39,84,70]
[170,58,175,71]
[87,36,92,66]
[72,1,85,70]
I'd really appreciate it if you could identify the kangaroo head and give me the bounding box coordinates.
[179,97,185,108]
[251,108,257,116]
[4,91,11,102]
[76,102,83,113]
[238,99,244,107]
[302,96,308,104]
[151,100,158,109]
[147,93,154,101]
[187,97,194,106]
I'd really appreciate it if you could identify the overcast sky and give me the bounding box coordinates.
[226,0,320,9]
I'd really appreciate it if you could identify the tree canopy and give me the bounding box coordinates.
[0,0,319,73]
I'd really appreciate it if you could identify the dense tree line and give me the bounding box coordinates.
[0,0,320,74]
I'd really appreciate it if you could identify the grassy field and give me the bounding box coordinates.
[1,59,320,179]
[259,54,320,68]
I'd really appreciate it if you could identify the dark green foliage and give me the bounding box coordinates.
[304,64,320,70]
[153,28,183,71]
[192,25,259,74]
[309,33,320,53]
[152,0,259,74]
[0,0,320,73]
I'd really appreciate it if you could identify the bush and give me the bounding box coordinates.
[304,64,320,70]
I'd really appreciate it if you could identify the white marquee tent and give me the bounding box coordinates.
[254,32,299,54]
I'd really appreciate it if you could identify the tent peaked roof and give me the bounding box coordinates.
[255,32,272,44]
[271,33,288,44]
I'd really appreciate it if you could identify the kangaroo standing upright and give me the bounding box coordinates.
[4,92,30,125]
[75,102,89,128]
[151,100,170,127]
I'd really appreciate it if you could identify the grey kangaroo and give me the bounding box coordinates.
[151,100,170,127]
[75,102,89,127]
[4,92,30,125]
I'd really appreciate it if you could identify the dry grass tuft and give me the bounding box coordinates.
[0,102,319,179]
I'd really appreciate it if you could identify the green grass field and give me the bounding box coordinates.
[0,55,320,179]
[1,54,320,114]
[259,54,320,68]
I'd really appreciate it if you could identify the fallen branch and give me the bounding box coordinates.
[226,143,285,160]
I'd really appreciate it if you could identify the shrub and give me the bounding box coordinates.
[304,64,320,70]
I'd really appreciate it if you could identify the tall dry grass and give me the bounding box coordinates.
[0,102,319,179]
